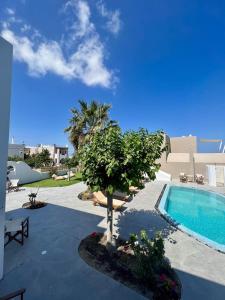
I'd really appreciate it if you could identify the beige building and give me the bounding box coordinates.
[159,135,225,181]
[25,144,68,165]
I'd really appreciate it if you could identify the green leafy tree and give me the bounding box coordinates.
[61,157,78,181]
[24,149,52,168]
[34,149,52,168]
[24,154,36,168]
[65,100,117,151]
[79,126,165,243]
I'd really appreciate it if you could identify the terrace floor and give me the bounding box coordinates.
[1,181,225,299]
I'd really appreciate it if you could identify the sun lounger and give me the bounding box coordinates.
[52,174,65,180]
[195,174,204,184]
[93,191,126,211]
[4,217,29,246]
[179,173,187,183]
[129,186,139,193]
[113,191,131,201]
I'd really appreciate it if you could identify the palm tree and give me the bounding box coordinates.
[65,100,117,151]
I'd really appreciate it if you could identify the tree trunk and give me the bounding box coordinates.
[68,168,70,181]
[106,193,113,244]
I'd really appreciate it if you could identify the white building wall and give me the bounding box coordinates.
[8,144,25,158]
[0,37,12,279]
[7,161,49,184]
[25,145,68,165]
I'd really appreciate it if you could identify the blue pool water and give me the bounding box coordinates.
[160,186,225,250]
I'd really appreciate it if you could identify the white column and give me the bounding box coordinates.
[207,165,216,187]
[0,37,13,279]
[56,148,60,165]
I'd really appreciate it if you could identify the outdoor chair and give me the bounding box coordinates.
[8,179,19,192]
[4,217,29,247]
[0,288,26,300]
[93,191,126,211]
[195,174,204,184]
[179,173,187,183]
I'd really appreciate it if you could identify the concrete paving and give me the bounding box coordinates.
[1,181,225,299]
[115,181,225,300]
[0,183,145,300]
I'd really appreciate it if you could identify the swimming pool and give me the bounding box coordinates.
[158,185,225,252]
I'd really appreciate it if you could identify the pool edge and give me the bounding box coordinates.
[155,184,225,254]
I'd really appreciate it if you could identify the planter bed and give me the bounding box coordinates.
[79,232,181,300]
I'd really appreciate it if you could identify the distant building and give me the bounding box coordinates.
[25,144,68,165]
[159,135,225,181]
[8,144,25,159]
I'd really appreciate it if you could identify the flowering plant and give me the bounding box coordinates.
[159,273,177,290]
[90,232,97,238]
[129,230,165,283]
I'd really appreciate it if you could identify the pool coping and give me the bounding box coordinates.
[155,183,225,254]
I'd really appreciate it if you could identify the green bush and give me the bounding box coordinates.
[8,156,23,162]
[129,230,165,283]
[24,149,52,168]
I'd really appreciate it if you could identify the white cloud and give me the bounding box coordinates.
[70,36,113,87]
[5,8,15,15]
[74,0,94,37]
[97,1,121,35]
[1,1,118,88]
[21,24,31,33]
[1,29,73,78]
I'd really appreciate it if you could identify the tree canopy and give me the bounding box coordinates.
[79,126,165,195]
[25,149,52,168]
[65,100,117,151]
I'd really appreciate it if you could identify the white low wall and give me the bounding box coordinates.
[155,170,172,182]
[7,161,49,184]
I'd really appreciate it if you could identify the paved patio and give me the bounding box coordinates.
[1,183,145,300]
[1,181,225,299]
[115,181,225,300]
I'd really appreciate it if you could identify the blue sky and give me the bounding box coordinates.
[1,0,225,153]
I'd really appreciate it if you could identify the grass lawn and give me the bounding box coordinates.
[24,173,82,187]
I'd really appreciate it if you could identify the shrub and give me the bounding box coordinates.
[8,156,23,162]
[24,154,36,168]
[24,150,52,168]
[129,230,165,283]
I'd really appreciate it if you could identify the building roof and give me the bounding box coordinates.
[193,153,225,164]
[167,152,225,164]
